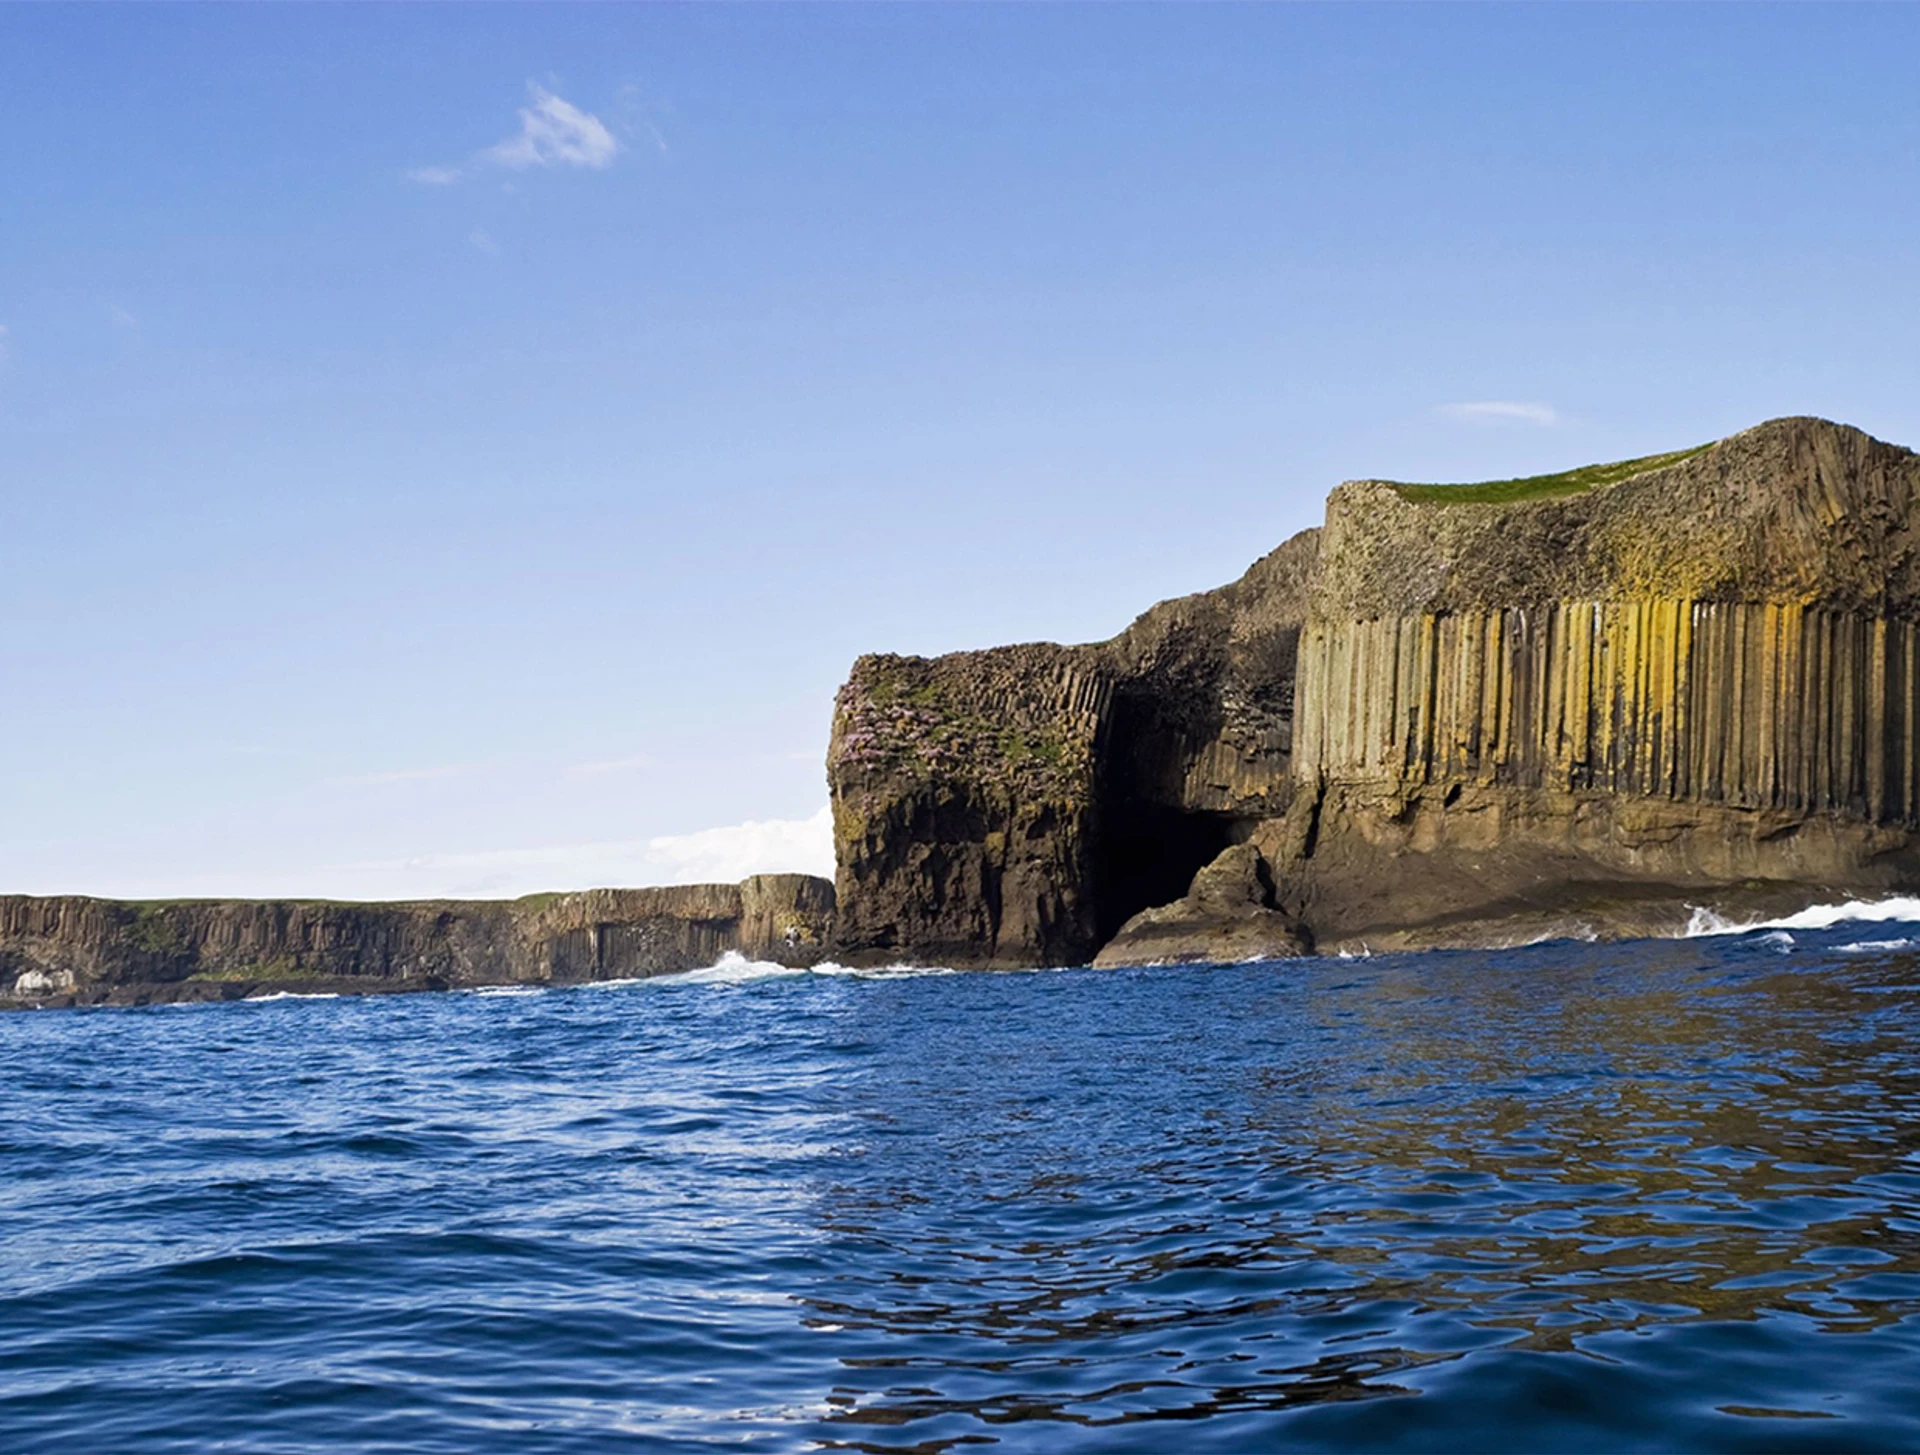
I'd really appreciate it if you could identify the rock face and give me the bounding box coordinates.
[827,531,1319,966]
[1092,843,1311,967]
[1,874,835,1008]
[828,417,1920,964]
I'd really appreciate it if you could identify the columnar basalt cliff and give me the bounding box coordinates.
[1,874,835,1007]
[829,417,1920,964]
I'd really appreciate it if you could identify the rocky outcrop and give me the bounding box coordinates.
[828,647,1112,967]
[1,874,835,1008]
[1092,843,1310,967]
[826,530,1321,967]
[828,417,1920,964]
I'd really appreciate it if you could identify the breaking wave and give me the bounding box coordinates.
[242,991,343,1003]
[1683,894,1920,938]
[651,952,963,986]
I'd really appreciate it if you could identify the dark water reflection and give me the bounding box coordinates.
[5,929,1920,1451]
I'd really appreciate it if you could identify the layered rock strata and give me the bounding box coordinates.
[829,417,1920,964]
[1,874,834,1008]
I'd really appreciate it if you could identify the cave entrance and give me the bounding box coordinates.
[1092,805,1245,946]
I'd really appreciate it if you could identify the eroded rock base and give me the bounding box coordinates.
[1093,843,1311,966]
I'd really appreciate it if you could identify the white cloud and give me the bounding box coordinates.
[0,323,9,364]
[485,85,618,170]
[468,227,500,255]
[326,763,480,788]
[107,304,139,331]
[412,83,618,186]
[301,807,835,900]
[1439,400,1561,426]
[641,807,835,886]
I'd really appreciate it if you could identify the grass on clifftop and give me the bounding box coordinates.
[1390,443,1711,505]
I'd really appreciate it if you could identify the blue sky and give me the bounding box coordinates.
[5,4,1920,898]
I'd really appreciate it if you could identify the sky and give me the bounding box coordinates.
[5,4,1920,899]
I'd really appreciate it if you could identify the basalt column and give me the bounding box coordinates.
[1294,602,1920,824]
[827,646,1115,967]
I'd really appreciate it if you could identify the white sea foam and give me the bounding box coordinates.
[471,984,548,997]
[1684,895,1920,939]
[665,952,810,985]
[811,960,964,980]
[657,952,964,985]
[1838,938,1917,954]
[243,991,342,1002]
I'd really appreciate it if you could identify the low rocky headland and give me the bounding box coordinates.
[13,414,1920,1005]
[0,877,834,1008]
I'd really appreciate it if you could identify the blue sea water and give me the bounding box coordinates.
[6,923,1920,1452]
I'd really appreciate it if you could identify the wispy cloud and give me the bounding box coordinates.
[568,754,655,777]
[0,323,9,365]
[326,763,480,788]
[319,807,834,899]
[468,227,500,255]
[486,85,617,170]
[614,84,672,158]
[411,83,618,186]
[1439,400,1562,426]
[106,304,139,331]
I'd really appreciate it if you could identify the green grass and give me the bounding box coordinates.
[1389,443,1711,505]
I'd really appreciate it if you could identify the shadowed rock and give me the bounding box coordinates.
[1092,843,1310,967]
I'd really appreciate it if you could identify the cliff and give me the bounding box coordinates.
[829,417,1920,964]
[1,874,835,1008]
[827,529,1319,965]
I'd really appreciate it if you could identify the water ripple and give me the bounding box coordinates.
[4,930,1920,1449]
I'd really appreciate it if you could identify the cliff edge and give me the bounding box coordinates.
[2,874,835,1008]
[828,417,1920,963]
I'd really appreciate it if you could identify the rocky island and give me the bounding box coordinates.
[11,415,1920,1005]
[828,416,1920,964]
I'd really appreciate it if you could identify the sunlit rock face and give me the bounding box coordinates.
[828,417,1920,965]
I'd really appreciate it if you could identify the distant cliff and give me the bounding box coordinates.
[2,875,834,1007]
[828,417,1920,963]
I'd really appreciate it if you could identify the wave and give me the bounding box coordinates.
[812,960,964,981]
[665,953,811,985]
[649,952,966,986]
[1684,895,1920,939]
[243,991,343,1003]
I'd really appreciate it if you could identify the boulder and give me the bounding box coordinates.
[1092,844,1311,967]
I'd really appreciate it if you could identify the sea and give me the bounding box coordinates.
[6,905,1920,1453]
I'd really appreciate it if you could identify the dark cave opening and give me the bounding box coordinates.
[1092,803,1245,946]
